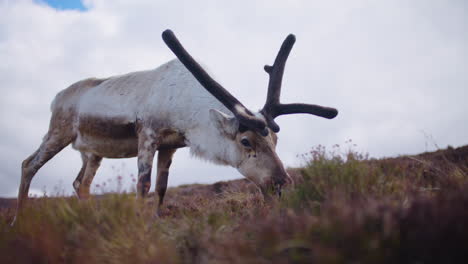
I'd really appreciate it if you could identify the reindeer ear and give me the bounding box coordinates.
[209,109,238,137]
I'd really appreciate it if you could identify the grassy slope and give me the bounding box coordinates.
[1,145,467,264]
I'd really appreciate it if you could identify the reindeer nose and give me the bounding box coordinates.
[274,172,293,185]
[273,174,293,189]
[273,174,292,198]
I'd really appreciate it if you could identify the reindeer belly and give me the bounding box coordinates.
[73,134,138,158]
[73,116,138,158]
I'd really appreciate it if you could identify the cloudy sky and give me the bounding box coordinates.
[0,0,466,197]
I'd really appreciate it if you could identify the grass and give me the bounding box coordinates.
[1,144,467,263]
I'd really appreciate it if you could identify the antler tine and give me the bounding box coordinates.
[275,103,338,119]
[261,34,338,132]
[263,34,296,107]
[261,34,296,132]
[162,29,268,136]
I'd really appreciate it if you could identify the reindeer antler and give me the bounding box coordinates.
[261,34,338,132]
[162,29,268,136]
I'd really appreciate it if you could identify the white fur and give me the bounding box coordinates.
[68,59,248,167]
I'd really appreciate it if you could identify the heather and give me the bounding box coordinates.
[1,145,467,264]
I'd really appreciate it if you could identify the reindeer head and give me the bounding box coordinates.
[162,30,338,197]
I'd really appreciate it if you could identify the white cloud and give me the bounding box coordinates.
[0,0,466,197]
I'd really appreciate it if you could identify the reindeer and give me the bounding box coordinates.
[16,29,337,218]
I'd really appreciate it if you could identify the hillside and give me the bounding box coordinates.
[1,145,467,264]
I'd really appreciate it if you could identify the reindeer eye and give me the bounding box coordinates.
[240,138,252,148]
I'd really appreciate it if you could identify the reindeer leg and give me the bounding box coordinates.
[136,130,158,198]
[155,148,177,214]
[76,153,102,199]
[73,152,88,196]
[14,130,72,224]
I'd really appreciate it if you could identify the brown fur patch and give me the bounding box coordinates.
[157,128,187,149]
[78,115,137,139]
